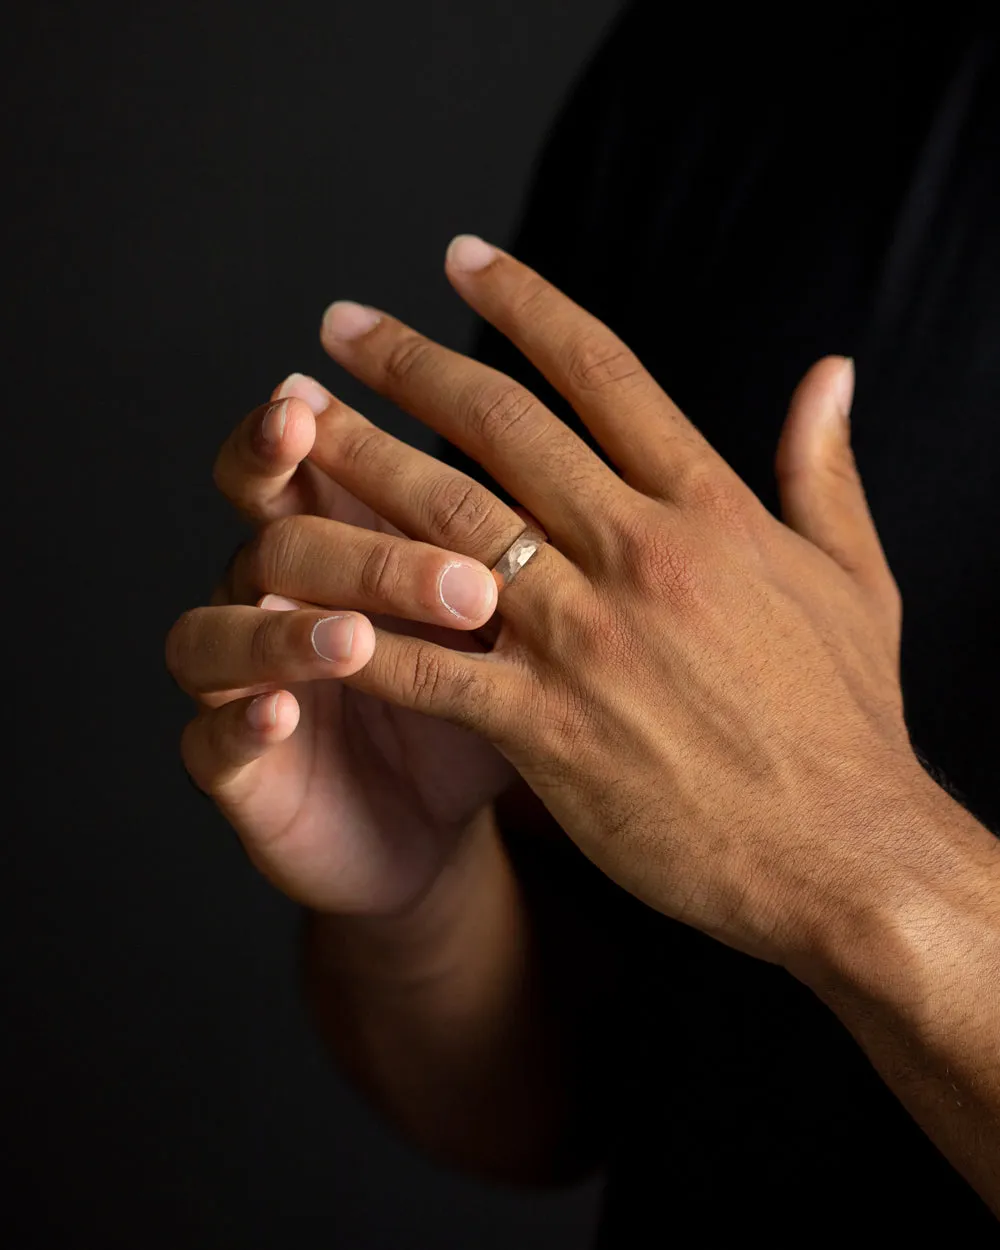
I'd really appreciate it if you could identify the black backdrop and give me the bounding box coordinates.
[5,3,623,1245]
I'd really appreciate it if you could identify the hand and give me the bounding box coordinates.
[166,372,517,916]
[300,233,990,969]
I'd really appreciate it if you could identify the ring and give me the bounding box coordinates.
[470,521,547,650]
[490,522,548,593]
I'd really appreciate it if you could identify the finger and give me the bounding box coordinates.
[318,300,621,557]
[342,622,522,744]
[166,604,376,695]
[227,514,501,628]
[775,356,901,623]
[255,591,495,654]
[213,376,327,522]
[195,593,327,709]
[442,234,726,501]
[181,689,300,799]
[308,390,560,574]
[272,373,404,530]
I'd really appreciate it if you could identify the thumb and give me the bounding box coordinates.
[775,356,901,623]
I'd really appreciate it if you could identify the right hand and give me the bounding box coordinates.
[166,373,524,916]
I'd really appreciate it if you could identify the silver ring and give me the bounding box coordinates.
[489,523,547,592]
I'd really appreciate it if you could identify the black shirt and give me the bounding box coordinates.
[440,7,999,1240]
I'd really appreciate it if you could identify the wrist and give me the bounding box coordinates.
[787,773,1000,1018]
[303,804,523,992]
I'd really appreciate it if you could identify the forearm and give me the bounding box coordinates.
[794,784,1000,1215]
[300,801,591,1184]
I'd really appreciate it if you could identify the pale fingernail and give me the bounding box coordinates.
[277,372,329,416]
[322,301,382,341]
[260,399,288,445]
[446,234,498,273]
[835,357,855,426]
[259,594,299,611]
[247,691,279,730]
[438,562,495,621]
[312,615,356,662]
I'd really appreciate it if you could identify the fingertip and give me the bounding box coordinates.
[807,355,855,422]
[834,356,855,426]
[259,398,290,447]
[311,613,377,673]
[348,614,377,670]
[779,354,853,473]
[246,689,300,738]
[437,560,498,627]
[258,593,300,611]
[246,401,316,478]
[445,234,500,275]
[321,302,383,346]
[275,372,332,417]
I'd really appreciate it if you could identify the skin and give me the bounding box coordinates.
[166,236,1000,1209]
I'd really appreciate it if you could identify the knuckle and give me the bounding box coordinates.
[410,647,446,706]
[251,515,302,587]
[211,427,254,509]
[826,543,863,577]
[681,462,755,530]
[248,612,282,673]
[615,506,701,605]
[824,443,861,489]
[400,646,481,727]
[509,274,550,320]
[383,334,432,385]
[358,538,400,601]
[429,476,503,546]
[471,383,539,447]
[336,421,383,473]
[566,335,644,394]
[524,569,617,670]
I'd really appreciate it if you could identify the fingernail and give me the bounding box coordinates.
[247,691,279,730]
[835,357,855,426]
[322,301,382,341]
[438,561,495,621]
[260,399,288,444]
[277,372,329,416]
[259,594,299,611]
[446,234,498,273]
[312,615,356,662]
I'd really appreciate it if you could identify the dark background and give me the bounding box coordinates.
[6,3,624,1245]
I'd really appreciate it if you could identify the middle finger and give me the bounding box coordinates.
[319,302,622,552]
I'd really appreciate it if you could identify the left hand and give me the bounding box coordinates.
[297,234,955,970]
